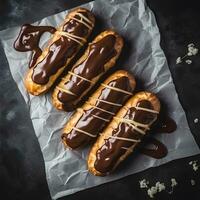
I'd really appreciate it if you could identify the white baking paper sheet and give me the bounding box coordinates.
[0,0,199,199]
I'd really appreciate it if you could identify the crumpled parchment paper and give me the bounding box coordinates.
[0,0,199,199]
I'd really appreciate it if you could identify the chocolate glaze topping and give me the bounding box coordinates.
[58,35,117,110]
[94,100,157,173]
[32,12,91,85]
[13,24,56,68]
[62,76,133,149]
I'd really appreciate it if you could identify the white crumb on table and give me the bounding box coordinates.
[185,59,192,64]
[147,182,166,198]
[176,43,198,65]
[139,179,149,188]
[191,179,196,186]
[188,46,198,56]
[171,178,178,187]
[189,160,199,171]
[176,57,182,64]
[194,118,199,123]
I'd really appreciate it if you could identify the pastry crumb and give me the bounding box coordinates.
[176,43,198,65]
[147,182,165,198]
[171,178,178,187]
[176,57,182,64]
[189,160,199,171]
[191,179,196,186]
[194,118,199,123]
[185,59,192,64]
[188,46,198,56]
[139,179,149,188]
[188,43,195,48]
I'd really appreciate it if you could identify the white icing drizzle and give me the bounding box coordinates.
[92,114,110,122]
[135,106,159,114]
[113,105,158,135]
[89,97,122,107]
[76,12,93,25]
[114,117,150,130]
[68,71,95,84]
[109,135,141,143]
[121,146,133,153]
[56,86,76,96]
[86,101,115,115]
[71,126,96,138]
[101,83,133,95]
[69,12,93,30]
[56,31,85,46]
[113,114,154,135]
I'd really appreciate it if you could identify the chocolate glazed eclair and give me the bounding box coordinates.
[62,70,136,149]
[52,30,124,111]
[25,8,95,95]
[88,92,160,176]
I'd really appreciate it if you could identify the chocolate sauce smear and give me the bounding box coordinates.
[14,24,56,68]
[139,137,168,159]
[32,12,91,85]
[62,76,133,149]
[58,34,117,111]
[139,112,177,158]
[94,100,157,174]
[153,115,177,134]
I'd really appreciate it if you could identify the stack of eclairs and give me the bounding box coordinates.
[21,8,161,176]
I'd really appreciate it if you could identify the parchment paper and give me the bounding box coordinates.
[0,0,199,199]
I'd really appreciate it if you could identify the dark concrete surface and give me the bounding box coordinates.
[0,0,200,200]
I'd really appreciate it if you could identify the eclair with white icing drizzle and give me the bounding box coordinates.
[52,30,124,111]
[88,91,160,176]
[24,8,95,95]
[61,70,136,149]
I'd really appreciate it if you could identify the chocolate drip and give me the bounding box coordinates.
[13,24,56,68]
[94,100,157,174]
[58,35,117,110]
[31,12,91,85]
[138,115,176,159]
[139,137,168,159]
[62,76,133,149]
[153,115,177,133]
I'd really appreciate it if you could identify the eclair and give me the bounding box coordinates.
[52,30,124,111]
[24,8,95,95]
[62,70,136,149]
[88,91,160,176]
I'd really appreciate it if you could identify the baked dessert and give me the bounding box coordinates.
[52,30,124,111]
[24,7,95,95]
[88,91,160,176]
[62,70,136,149]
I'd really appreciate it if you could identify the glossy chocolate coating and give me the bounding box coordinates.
[62,76,133,149]
[31,12,92,85]
[13,24,56,68]
[94,100,157,174]
[57,34,117,111]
